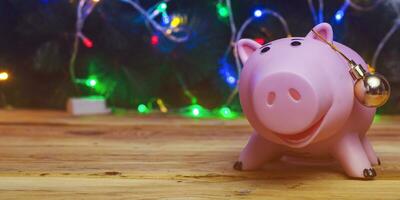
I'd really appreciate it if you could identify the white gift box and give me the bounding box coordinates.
[67,96,111,116]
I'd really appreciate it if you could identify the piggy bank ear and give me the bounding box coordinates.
[306,23,333,43]
[236,39,261,64]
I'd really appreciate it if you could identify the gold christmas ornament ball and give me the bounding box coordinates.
[354,73,390,107]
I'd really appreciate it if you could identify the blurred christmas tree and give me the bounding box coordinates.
[0,0,398,114]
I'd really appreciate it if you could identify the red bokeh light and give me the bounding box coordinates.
[151,35,159,45]
[254,38,265,45]
[82,37,93,48]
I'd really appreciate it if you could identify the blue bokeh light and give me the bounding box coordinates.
[335,10,344,22]
[253,9,263,18]
[161,12,170,25]
[218,58,237,88]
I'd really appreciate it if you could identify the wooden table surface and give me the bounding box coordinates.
[0,110,399,199]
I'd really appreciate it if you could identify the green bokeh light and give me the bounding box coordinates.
[218,106,238,119]
[192,107,200,116]
[217,3,229,18]
[157,2,167,12]
[181,104,209,118]
[138,104,150,114]
[86,79,97,87]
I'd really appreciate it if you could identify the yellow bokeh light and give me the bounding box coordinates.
[0,72,9,81]
[156,98,168,113]
[170,17,182,28]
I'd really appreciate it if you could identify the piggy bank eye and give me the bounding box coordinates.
[291,41,302,46]
[260,46,270,53]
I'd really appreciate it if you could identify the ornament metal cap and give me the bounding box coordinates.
[349,61,366,80]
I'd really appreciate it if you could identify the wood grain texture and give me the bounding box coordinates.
[0,110,399,199]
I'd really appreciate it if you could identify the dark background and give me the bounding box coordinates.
[0,0,398,113]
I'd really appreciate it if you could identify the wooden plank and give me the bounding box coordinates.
[0,110,399,199]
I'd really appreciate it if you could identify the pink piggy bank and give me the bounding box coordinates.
[235,23,379,179]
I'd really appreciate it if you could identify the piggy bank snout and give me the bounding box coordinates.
[252,72,332,135]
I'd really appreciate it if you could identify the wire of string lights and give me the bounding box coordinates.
[371,1,400,69]
[332,0,398,71]
[120,0,190,43]
[69,0,190,84]
[307,0,324,24]
[69,0,99,85]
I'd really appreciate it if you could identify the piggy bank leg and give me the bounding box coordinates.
[362,136,380,166]
[331,132,376,179]
[234,132,283,171]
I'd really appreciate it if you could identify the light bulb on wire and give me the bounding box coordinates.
[161,12,170,25]
[0,72,9,81]
[254,37,265,44]
[156,98,168,113]
[219,58,237,88]
[137,104,150,114]
[151,35,159,45]
[216,2,229,18]
[82,37,93,48]
[253,9,263,18]
[170,16,183,28]
[334,1,350,22]
[157,2,167,12]
[85,78,97,88]
[217,106,238,119]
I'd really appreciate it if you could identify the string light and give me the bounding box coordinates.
[216,2,230,18]
[151,35,159,45]
[307,0,324,24]
[82,36,93,48]
[334,0,384,23]
[0,72,9,81]
[74,77,98,88]
[170,16,182,28]
[348,0,383,11]
[156,98,168,113]
[219,58,237,88]
[192,107,200,116]
[217,106,238,119]
[254,37,265,44]
[334,0,350,22]
[68,0,102,85]
[86,79,97,87]
[161,12,170,25]
[180,104,209,118]
[137,104,150,114]
[157,2,167,12]
[333,0,392,72]
[121,0,190,43]
[253,9,263,18]
[372,4,400,68]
